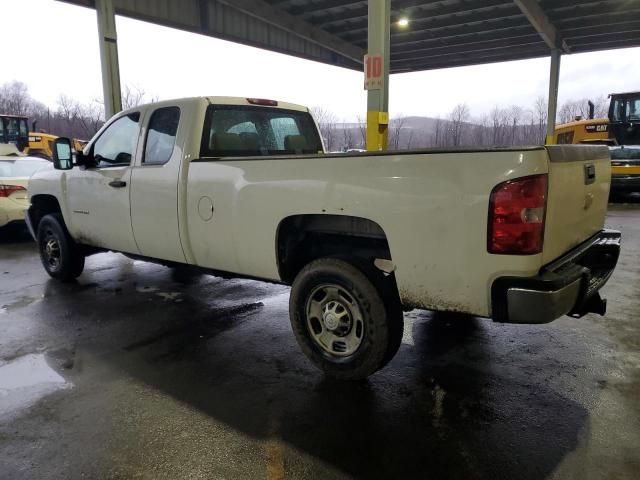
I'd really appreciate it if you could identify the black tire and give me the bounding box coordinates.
[289,257,403,380]
[37,213,84,281]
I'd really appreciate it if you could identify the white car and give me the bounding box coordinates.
[0,145,51,229]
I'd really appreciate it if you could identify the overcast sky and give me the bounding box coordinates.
[2,0,640,121]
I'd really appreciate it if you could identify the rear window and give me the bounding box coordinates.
[200,105,323,157]
[0,159,50,177]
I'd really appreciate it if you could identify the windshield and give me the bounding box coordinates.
[610,96,640,122]
[0,159,51,177]
[200,105,323,157]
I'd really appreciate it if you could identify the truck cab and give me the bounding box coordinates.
[0,114,29,152]
[608,91,640,145]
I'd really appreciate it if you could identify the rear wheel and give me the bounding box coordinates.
[37,213,84,281]
[289,257,403,380]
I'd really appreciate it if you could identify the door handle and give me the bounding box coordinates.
[109,179,127,188]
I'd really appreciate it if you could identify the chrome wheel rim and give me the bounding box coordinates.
[305,284,364,357]
[43,230,61,270]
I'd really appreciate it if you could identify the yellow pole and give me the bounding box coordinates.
[366,0,390,151]
[366,111,389,151]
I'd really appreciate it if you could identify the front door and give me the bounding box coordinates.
[129,105,185,263]
[66,112,141,254]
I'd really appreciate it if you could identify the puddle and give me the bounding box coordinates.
[0,354,71,419]
[0,295,40,314]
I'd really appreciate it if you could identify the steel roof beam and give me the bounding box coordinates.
[558,12,640,30]
[341,9,529,43]
[563,22,640,40]
[392,42,549,66]
[513,0,570,52]
[329,1,520,37]
[390,46,550,72]
[551,6,640,25]
[393,35,543,60]
[291,0,365,18]
[392,28,539,53]
[216,0,364,63]
[311,0,512,30]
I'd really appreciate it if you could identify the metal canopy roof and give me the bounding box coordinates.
[62,0,640,73]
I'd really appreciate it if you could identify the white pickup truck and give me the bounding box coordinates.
[26,96,621,379]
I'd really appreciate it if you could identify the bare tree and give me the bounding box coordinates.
[0,80,107,139]
[76,100,105,139]
[389,115,407,150]
[508,105,524,145]
[471,115,489,145]
[592,95,609,118]
[356,114,367,149]
[342,124,354,150]
[449,103,469,146]
[0,81,31,116]
[432,117,444,147]
[121,85,158,110]
[489,106,510,145]
[557,97,609,124]
[310,107,339,151]
[532,96,548,144]
[56,94,81,137]
[405,129,414,149]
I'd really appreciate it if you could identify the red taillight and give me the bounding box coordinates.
[0,184,26,198]
[488,174,547,255]
[246,98,278,106]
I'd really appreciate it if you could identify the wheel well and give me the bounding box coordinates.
[276,214,393,283]
[29,195,62,230]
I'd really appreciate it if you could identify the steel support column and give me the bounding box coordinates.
[546,48,561,144]
[366,0,390,151]
[96,0,122,119]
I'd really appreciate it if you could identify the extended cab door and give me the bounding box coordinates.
[129,106,185,263]
[65,112,140,254]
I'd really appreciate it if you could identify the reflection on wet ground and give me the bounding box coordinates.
[0,354,70,419]
[0,205,639,479]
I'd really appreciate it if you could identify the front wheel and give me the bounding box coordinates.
[37,213,85,281]
[289,257,403,380]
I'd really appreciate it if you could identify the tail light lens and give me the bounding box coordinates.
[0,185,26,198]
[488,174,547,255]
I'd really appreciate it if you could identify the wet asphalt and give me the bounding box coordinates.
[0,200,639,480]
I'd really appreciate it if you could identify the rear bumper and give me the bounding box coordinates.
[491,229,621,324]
[611,175,640,193]
[0,205,27,228]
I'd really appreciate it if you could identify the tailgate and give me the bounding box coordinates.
[542,145,611,264]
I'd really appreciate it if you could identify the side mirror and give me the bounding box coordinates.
[52,138,73,170]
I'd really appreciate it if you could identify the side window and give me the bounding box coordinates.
[93,112,140,167]
[144,107,180,165]
[19,119,28,136]
[227,121,257,135]
[271,117,300,149]
[611,100,623,122]
[629,99,640,120]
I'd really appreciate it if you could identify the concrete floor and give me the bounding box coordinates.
[0,202,639,480]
